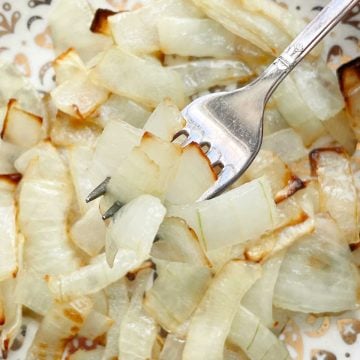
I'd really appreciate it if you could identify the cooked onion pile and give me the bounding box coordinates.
[0,0,360,359]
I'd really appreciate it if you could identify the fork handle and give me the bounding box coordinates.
[258,0,359,101]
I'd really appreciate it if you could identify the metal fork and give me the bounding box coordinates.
[88,0,358,218]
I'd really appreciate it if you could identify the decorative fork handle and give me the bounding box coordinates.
[259,0,359,101]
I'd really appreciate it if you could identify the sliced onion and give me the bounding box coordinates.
[165,143,216,205]
[70,203,106,256]
[190,0,293,56]
[144,259,212,333]
[311,148,358,243]
[274,215,360,313]
[78,309,113,340]
[49,0,112,62]
[158,17,261,59]
[17,143,81,275]
[66,145,94,215]
[168,177,278,251]
[102,279,129,359]
[338,57,360,140]
[0,177,17,281]
[90,47,187,108]
[245,150,291,196]
[119,269,158,360]
[97,94,151,128]
[241,253,284,328]
[151,217,209,266]
[0,62,44,117]
[15,271,53,316]
[228,305,290,360]
[105,195,166,266]
[69,347,105,360]
[0,279,22,356]
[53,48,87,85]
[89,120,144,185]
[108,0,203,54]
[143,99,185,142]
[51,73,109,119]
[170,59,252,96]
[0,140,22,175]
[182,261,261,360]
[160,334,185,360]
[27,297,93,360]
[1,100,43,149]
[262,128,308,163]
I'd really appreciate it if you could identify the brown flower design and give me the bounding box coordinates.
[0,7,21,37]
[337,319,360,345]
[311,349,337,360]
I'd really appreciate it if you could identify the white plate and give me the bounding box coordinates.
[0,1,359,359]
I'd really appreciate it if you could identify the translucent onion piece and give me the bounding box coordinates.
[51,73,109,119]
[50,113,102,148]
[66,145,94,215]
[89,120,143,184]
[49,0,112,62]
[68,347,105,360]
[165,143,216,205]
[338,57,360,140]
[182,261,261,360]
[70,203,106,256]
[17,143,81,275]
[190,0,293,56]
[119,269,158,360]
[241,253,284,328]
[274,215,360,313]
[102,279,129,359]
[245,150,291,196]
[97,94,151,128]
[49,252,141,300]
[311,148,358,243]
[228,305,290,360]
[143,99,185,142]
[78,309,113,340]
[27,297,93,360]
[262,128,308,163]
[108,0,203,54]
[0,279,22,356]
[171,59,252,96]
[144,260,212,333]
[0,62,44,116]
[105,195,166,266]
[151,217,209,266]
[53,48,87,85]
[292,61,344,121]
[1,100,43,149]
[0,140,22,174]
[273,75,326,146]
[168,177,278,251]
[263,106,289,136]
[158,17,261,59]
[90,47,187,108]
[15,271,53,316]
[0,177,17,281]
[159,334,185,360]
[322,110,356,154]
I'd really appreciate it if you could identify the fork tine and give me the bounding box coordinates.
[197,165,237,201]
[86,177,111,203]
[102,201,123,220]
[205,147,221,165]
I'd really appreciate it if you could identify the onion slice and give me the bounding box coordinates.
[182,261,261,360]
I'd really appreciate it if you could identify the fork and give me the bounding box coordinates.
[88,0,359,219]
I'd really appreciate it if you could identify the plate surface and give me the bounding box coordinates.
[0,1,359,359]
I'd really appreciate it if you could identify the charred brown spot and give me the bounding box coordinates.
[70,326,80,335]
[308,255,329,270]
[275,175,307,204]
[0,174,22,185]
[90,9,118,35]
[337,57,360,95]
[63,308,84,324]
[126,260,155,281]
[53,48,75,65]
[309,147,345,176]
[43,274,50,282]
[0,314,6,326]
